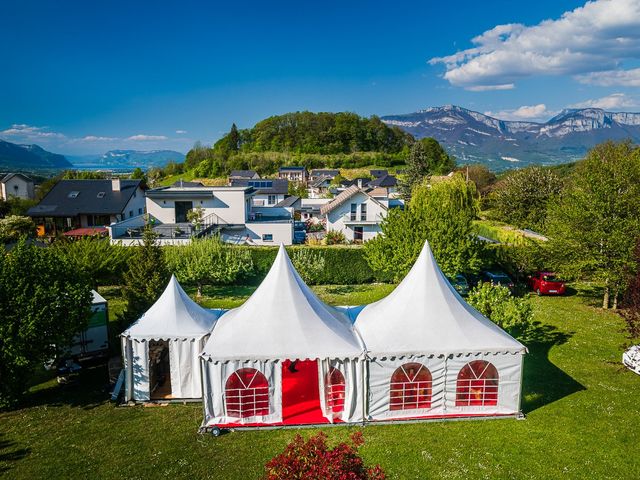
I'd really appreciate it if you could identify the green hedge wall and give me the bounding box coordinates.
[238,245,390,285]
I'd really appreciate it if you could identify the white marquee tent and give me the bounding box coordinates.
[200,245,366,427]
[355,241,526,421]
[121,275,222,401]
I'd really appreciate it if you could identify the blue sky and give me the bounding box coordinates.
[1,0,640,154]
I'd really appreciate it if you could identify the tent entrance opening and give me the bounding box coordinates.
[281,359,326,424]
[149,340,172,399]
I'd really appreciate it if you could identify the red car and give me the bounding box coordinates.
[528,271,566,295]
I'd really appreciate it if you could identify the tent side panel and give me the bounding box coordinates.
[202,359,283,426]
[367,356,445,420]
[318,358,365,424]
[169,337,206,399]
[122,337,133,402]
[444,353,523,415]
[132,340,150,401]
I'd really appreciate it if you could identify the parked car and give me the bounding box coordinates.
[447,274,470,296]
[528,271,566,295]
[480,270,515,291]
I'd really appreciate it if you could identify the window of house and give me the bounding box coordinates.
[67,191,80,199]
[129,210,133,218]
[225,368,270,418]
[268,194,276,205]
[389,362,432,411]
[325,367,346,415]
[455,360,499,407]
[350,203,357,221]
[262,233,273,242]
[360,203,367,221]
[97,191,106,198]
[138,208,143,215]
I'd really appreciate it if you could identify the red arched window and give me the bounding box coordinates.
[325,367,346,415]
[389,363,432,411]
[225,368,270,418]
[456,360,499,407]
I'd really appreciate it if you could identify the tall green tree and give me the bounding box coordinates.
[400,138,455,198]
[546,140,640,308]
[490,166,563,232]
[365,174,482,280]
[164,236,253,297]
[0,240,93,408]
[228,123,240,152]
[119,224,170,325]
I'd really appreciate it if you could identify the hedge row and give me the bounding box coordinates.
[238,245,392,285]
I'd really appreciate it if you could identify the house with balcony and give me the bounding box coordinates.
[229,178,288,206]
[320,185,388,243]
[108,184,293,246]
[27,178,145,236]
[278,166,307,182]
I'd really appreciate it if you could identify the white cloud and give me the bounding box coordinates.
[79,135,117,142]
[575,67,640,86]
[126,134,168,141]
[569,92,639,109]
[1,124,66,139]
[429,0,640,90]
[175,130,187,134]
[485,104,552,121]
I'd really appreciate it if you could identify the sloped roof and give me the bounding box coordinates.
[2,173,33,184]
[354,241,525,357]
[123,275,222,340]
[27,179,141,217]
[368,174,397,188]
[320,186,388,216]
[229,170,259,178]
[279,166,306,172]
[201,245,364,361]
[275,195,300,207]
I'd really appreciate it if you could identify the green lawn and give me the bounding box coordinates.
[1,285,639,479]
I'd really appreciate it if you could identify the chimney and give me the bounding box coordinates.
[112,178,121,191]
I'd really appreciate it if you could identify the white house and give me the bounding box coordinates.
[230,178,288,206]
[320,185,388,243]
[109,184,294,246]
[1,173,35,200]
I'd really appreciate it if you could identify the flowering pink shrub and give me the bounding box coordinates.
[264,431,385,480]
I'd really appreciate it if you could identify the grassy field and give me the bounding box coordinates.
[1,285,639,479]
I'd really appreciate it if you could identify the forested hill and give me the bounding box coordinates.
[213,112,414,155]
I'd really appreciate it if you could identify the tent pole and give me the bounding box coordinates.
[361,356,367,425]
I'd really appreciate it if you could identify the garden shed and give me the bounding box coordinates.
[121,275,222,402]
[354,241,526,421]
[200,245,366,428]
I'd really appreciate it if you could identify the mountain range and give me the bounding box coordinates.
[0,139,185,172]
[381,105,640,170]
[0,140,73,170]
[68,150,185,170]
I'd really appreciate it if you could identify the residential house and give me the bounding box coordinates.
[308,176,334,199]
[1,173,35,200]
[108,184,293,246]
[320,185,388,243]
[230,178,288,206]
[278,166,307,182]
[229,170,260,181]
[309,169,339,182]
[27,178,145,236]
[368,174,398,197]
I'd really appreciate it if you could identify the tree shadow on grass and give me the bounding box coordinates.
[19,364,110,412]
[0,433,30,474]
[520,321,586,414]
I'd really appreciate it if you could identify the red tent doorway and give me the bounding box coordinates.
[281,359,328,425]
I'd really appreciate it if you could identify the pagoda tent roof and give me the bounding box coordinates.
[123,275,221,340]
[201,245,365,362]
[354,241,526,357]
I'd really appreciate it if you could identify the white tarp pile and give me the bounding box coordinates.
[121,275,222,401]
[623,345,640,375]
